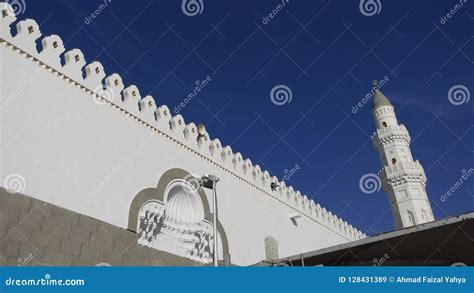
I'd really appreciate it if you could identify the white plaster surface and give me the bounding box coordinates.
[0,5,365,265]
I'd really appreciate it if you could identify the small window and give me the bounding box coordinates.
[52,41,58,49]
[74,55,80,62]
[28,26,34,34]
[95,67,100,74]
[391,158,397,164]
[132,90,137,97]
[382,122,387,127]
[407,211,414,225]
[264,237,279,261]
[114,79,119,86]
[2,9,9,18]
[148,100,153,107]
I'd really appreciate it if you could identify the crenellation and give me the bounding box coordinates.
[295,191,302,208]
[62,49,86,80]
[220,146,233,169]
[232,153,243,171]
[39,35,65,70]
[301,195,308,212]
[286,186,295,204]
[261,171,270,189]
[269,176,278,193]
[208,139,222,160]
[121,85,141,114]
[309,200,316,216]
[0,3,16,40]
[169,115,186,141]
[154,105,171,134]
[343,222,349,235]
[83,61,105,90]
[350,226,356,239]
[183,123,199,149]
[138,96,157,125]
[315,204,321,219]
[277,181,286,197]
[197,135,212,157]
[0,11,368,244]
[104,73,124,101]
[337,218,344,234]
[13,19,41,56]
[242,159,253,180]
[321,208,328,224]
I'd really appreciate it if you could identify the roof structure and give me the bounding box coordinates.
[256,212,474,266]
[371,80,393,109]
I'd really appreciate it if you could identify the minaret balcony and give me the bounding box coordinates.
[372,124,411,146]
[378,160,427,185]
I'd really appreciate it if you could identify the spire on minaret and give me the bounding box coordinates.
[371,80,392,109]
[370,82,434,229]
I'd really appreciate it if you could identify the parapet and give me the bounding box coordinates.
[0,3,366,242]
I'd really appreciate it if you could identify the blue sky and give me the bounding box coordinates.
[17,0,473,235]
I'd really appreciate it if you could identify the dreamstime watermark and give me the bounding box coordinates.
[0,70,39,111]
[84,0,112,25]
[270,85,292,106]
[5,274,85,287]
[93,86,115,106]
[373,253,390,266]
[440,168,473,202]
[4,0,27,16]
[359,173,381,194]
[359,0,382,16]
[173,76,212,114]
[3,173,26,194]
[352,76,389,114]
[83,164,121,203]
[17,254,34,267]
[181,0,204,16]
[448,84,470,106]
[261,0,290,25]
[281,164,300,181]
[440,0,469,25]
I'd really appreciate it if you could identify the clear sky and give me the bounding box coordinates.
[18,0,473,235]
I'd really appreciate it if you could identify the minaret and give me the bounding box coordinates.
[370,81,434,229]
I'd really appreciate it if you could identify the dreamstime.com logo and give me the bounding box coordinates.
[448,84,470,106]
[359,173,381,194]
[174,76,212,114]
[3,173,26,194]
[84,0,113,25]
[5,274,85,287]
[4,0,27,16]
[270,85,293,106]
[359,0,382,16]
[93,86,115,106]
[440,168,474,202]
[181,0,204,16]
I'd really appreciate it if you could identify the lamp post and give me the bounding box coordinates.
[200,174,220,267]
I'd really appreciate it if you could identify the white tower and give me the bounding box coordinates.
[370,81,434,229]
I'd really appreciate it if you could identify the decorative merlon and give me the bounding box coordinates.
[0,3,366,241]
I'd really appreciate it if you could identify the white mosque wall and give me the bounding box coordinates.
[0,5,365,266]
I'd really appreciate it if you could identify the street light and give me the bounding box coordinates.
[200,174,220,267]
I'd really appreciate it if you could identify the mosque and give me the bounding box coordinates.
[0,2,445,266]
